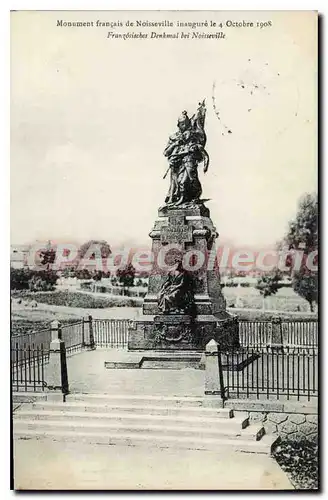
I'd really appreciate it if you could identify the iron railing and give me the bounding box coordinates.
[282,320,318,348]
[61,321,85,355]
[93,319,130,348]
[11,327,52,353]
[238,320,271,347]
[11,317,319,399]
[11,318,318,352]
[11,342,48,392]
[221,346,318,402]
[238,319,318,349]
[11,321,87,357]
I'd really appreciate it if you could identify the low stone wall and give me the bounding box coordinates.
[12,392,48,404]
[228,399,318,442]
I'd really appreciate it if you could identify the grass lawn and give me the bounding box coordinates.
[223,286,313,313]
[11,287,317,335]
[11,291,141,335]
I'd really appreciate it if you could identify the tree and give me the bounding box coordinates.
[256,270,283,310]
[284,193,318,253]
[292,271,318,312]
[78,240,112,260]
[116,264,136,289]
[283,193,318,312]
[39,247,56,269]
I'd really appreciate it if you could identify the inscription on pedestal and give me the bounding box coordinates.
[160,226,193,244]
[160,213,193,245]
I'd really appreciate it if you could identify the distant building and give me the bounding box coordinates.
[10,244,30,269]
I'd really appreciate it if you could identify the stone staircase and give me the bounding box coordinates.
[13,394,278,454]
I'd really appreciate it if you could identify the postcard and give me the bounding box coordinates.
[11,10,318,490]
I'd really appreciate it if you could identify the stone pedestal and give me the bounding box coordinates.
[83,315,96,350]
[128,202,239,351]
[270,317,283,350]
[204,339,225,401]
[45,320,69,397]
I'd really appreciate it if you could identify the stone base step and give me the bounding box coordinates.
[14,409,248,429]
[31,400,234,418]
[103,351,206,370]
[66,393,231,410]
[14,415,263,440]
[13,393,277,454]
[13,428,278,454]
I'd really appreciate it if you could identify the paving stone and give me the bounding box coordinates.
[305,431,318,443]
[306,415,318,425]
[264,420,278,435]
[248,411,265,422]
[289,414,306,425]
[299,422,317,437]
[280,430,288,441]
[280,421,298,435]
[267,413,288,425]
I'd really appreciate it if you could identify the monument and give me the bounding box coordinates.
[128,100,239,351]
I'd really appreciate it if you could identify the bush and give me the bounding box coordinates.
[117,264,136,288]
[10,268,33,290]
[11,268,58,291]
[80,281,92,290]
[28,271,58,292]
[75,269,92,280]
[15,290,140,308]
[274,440,318,490]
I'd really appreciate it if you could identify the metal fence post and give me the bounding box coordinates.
[217,344,226,399]
[82,319,85,347]
[83,315,96,350]
[46,320,69,400]
[204,339,225,407]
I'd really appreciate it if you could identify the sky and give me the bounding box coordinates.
[10,10,317,249]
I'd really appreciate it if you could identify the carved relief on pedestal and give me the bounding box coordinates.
[153,323,193,346]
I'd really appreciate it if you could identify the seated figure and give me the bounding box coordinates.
[158,261,195,314]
